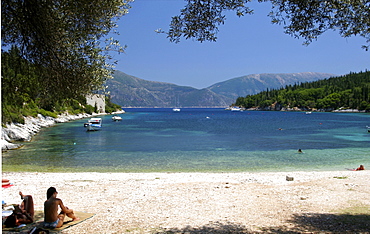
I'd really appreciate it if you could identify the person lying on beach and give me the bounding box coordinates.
[356,165,365,171]
[4,192,34,228]
[43,187,79,229]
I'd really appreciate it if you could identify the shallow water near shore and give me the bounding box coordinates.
[3,108,370,172]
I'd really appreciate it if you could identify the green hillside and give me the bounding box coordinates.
[235,71,370,111]
[1,47,121,124]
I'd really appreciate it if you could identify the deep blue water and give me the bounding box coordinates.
[3,108,370,172]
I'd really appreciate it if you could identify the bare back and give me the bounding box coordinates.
[44,197,61,223]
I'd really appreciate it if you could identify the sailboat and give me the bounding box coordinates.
[172,95,181,112]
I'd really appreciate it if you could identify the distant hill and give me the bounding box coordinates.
[107,71,231,107]
[207,72,335,101]
[107,71,334,107]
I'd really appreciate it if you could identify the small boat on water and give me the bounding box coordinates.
[230,106,242,111]
[172,108,181,112]
[306,111,312,114]
[112,115,123,121]
[84,118,102,131]
[225,106,243,111]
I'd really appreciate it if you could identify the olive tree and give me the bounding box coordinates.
[167,0,370,50]
[1,0,133,106]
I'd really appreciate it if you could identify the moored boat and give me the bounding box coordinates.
[230,106,242,111]
[84,118,102,131]
[112,115,123,121]
[172,108,181,112]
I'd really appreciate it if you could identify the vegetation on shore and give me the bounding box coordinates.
[1,47,121,125]
[234,71,370,111]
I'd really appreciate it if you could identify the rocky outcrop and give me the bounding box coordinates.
[1,113,96,151]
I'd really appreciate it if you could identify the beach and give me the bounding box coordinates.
[2,171,370,233]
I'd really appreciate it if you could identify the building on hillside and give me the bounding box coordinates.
[86,94,105,113]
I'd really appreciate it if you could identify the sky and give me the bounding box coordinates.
[112,0,369,89]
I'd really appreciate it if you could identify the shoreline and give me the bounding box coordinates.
[1,110,125,151]
[2,171,370,233]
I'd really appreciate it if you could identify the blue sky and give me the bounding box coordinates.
[113,0,369,89]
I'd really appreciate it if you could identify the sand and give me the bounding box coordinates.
[2,171,370,233]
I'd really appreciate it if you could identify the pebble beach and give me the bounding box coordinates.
[2,170,370,233]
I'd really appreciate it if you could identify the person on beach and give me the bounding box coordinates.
[4,192,34,227]
[356,165,365,171]
[43,187,79,229]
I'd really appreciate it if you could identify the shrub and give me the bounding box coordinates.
[84,105,95,114]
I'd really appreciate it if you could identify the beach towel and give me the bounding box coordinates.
[2,183,14,188]
[2,211,94,233]
[49,211,95,231]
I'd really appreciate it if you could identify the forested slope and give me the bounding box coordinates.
[235,71,370,111]
[1,47,121,124]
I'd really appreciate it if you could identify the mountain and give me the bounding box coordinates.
[107,71,231,107]
[207,72,335,101]
[107,71,334,107]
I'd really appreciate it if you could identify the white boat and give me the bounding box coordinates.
[306,111,312,114]
[84,118,102,131]
[230,107,242,111]
[112,115,122,121]
[173,95,181,112]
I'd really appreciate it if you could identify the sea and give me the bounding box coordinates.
[2,108,370,173]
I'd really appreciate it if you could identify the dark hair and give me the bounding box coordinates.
[47,187,57,199]
[4,214,16,227]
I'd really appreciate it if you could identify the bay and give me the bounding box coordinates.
[2,108,370,172]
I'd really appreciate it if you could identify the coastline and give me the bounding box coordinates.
[1,110,125,151]
[2,171,370,233]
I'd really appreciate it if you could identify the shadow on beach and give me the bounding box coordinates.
[155,213,370,233]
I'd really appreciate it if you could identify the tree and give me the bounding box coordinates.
[1,0,133,107]
[167,0,370,50]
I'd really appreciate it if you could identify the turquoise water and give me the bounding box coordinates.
[2,109,370,172]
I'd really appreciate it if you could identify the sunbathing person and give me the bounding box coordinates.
[43,187,79,229]
[356,165,365,171]
[4,192,34,227]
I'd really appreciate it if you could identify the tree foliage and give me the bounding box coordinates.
[235,71,370,111]
[168,0,254,43]
[1,47,120,124]
[1,0,132,104]
[167,0,370,49]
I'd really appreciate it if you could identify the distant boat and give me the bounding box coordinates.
[173,94,181,112]
[225,106,242,111]
[230,107,242,111]
[112,115,122,121]
[84,118,102,131]
[306,111,312,114]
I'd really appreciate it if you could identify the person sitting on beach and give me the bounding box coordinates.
[44,187,79,229]
[4,192,34,227]
[356,165,365,171]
